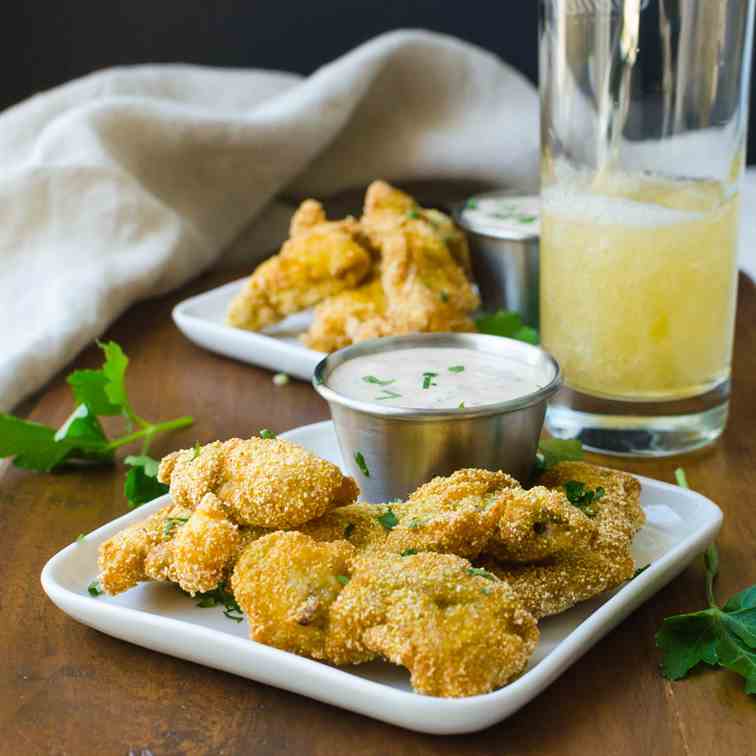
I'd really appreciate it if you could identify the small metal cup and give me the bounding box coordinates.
[313,333,561,502]
[454,192,540,327]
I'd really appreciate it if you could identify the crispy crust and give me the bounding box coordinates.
[327,551,539,697]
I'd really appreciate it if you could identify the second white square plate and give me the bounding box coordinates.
[173,278,323,380]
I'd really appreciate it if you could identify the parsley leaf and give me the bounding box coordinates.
[362,375,396,386]
[88,580,103,597]
[467,567,496,581]
[335,575,350,586]
[400,548,418,557]
[422,372,438,389]
[343,523,355,539]
[377,508,398,530]
[563,480,604,517]
[124,455,168,509]
[67,370,122,416]
[535,438,583,474]
[163,516,189,538]
[376,389,402,400]
[475,309,539,345]
[259,429,276,439]
[0,414,73,471]
[354,451,370,477]
[448,365,465,373]
[655,473,756,696]
[192,582,244,622]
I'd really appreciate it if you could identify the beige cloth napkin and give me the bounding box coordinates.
[0,30,539,411]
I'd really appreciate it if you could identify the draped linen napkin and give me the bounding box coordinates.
[0,29,753,411]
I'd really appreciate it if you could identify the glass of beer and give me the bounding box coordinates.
[539,0,755,455]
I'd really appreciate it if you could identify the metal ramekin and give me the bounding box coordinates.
[454,191,540,327]
[313,333,561,502]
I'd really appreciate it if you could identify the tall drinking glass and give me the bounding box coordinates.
[539,0,755,456]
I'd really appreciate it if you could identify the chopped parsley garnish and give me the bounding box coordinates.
[192,441,202,459]
[163,516,189,537]
[633,564,650,579]
[193,582,244,622]
[354,451,370,477]
[465,198,478,209]
[76,533,86,544]
[467,567,496,581]
[87,580,103,597]
[377,508,398,530]
[518,215,537,223]
[448,365,465,373]
[674,467,688,488]
[335,575,350,586]
[480,587,493,596]
[401,549,419,557]
[259,428,276,439]
[363,375,396,386]
[344,523,355,539]
[406,209,420,220]
[439,291,449,303]
[422,372,438,389]
[563,481,604,517]
[375,389,402,401]
[408,517,427,529]
[458,401,465,409]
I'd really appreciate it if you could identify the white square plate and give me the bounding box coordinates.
[41,420,722,735]
[172,278,324,380]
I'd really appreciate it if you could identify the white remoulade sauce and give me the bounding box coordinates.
[326,347,544,410]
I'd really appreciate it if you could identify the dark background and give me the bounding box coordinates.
[3,1,756,161]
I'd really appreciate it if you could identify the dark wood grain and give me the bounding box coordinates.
[2,271,755,756]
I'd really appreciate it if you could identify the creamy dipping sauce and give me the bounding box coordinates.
[326,347,545,410]
[460,194,541,239]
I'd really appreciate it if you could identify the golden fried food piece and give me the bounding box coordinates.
[482,463,643,618]
[484,486,598,563]
[384,469,520,559]
[538,461,645,538]
[158,437,359,528]
[231,531,355,660]
[302,276,386,352]
[170,493,241,595]
[226,199,373,332]
[357,181,480,337]
[480,542,635,620]
[328,551,539,697]
[298,501,401,551]
[98,503,192,595]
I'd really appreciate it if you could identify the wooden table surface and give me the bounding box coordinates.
[2,270,755,756]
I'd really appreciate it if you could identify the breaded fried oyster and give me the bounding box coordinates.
[231,531,355,660]
[481,462,643,618]
[226,199,373,332]
[158,436,359,528]
[384,469,519,559]
[98,502,192,595]
[328,551,539,697]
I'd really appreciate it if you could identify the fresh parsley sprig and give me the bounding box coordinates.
[655,469,756,695]
[0,340,193,508]
[475,309,539,345]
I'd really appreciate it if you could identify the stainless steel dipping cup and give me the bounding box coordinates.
[313,333,561,502]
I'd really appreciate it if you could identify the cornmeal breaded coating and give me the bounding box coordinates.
[327,551,539,697]
[226,199,373,332]
[158,437,359,528]
[484,486,597,563]
[538,461,645,538]
[170,493,241,596]
[231,531,355,660]
[298,502,401,550]
[482,463,643,618]
[98,502,192,595]
[302,276,386,352]
[384,469,520,559]
[360,181,479,335]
